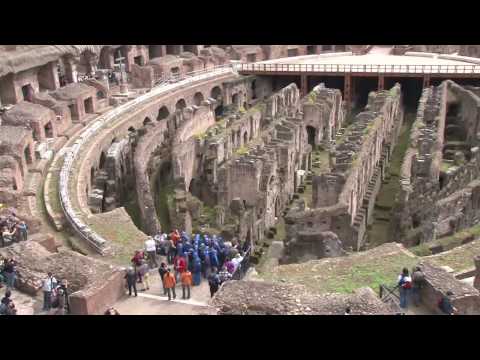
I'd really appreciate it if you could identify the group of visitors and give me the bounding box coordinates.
[41,272,69,315]
[0,209,28,247]
[397,266,458,315]
[125,229,249,301]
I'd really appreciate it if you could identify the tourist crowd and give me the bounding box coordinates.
[125,229,249,301]
[0,207,28,247]
[396,266,458,315]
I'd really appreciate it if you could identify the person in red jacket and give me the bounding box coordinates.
[170,229,180,246]
[174,255,187,282]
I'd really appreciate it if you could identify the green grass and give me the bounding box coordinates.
[261,244,419,295]
[440,161,453,173]
[410,222,480,257]
[425,238,480,272]
[235,146,249,155]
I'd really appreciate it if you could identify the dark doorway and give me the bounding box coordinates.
[69,104,78,120]
[22,84,34,102]
[143,117,153,126]
[24,146,32,165]
[307,76,344,95]
[148,45,163,59]
[271,75,301,92]
[307,45,317,55]
[231,93,239,108]
[384,77,423,112]
[183,45,197,54]
[166,45,181,55]
[193,92,204,106]
[171,67,180,76]
[247,53,256,62]
[243,132,248,146]
[353,77,378,111]
[175,99,187,111]
[211,86,224,118]
[287,48,299,57]
[157,106,170,121]
[134,56,144,66]
[44,122,54,138]
[322,45,332,51]
[306,126,316,147]
[84,97,94,113]
[99,151,107,170]
[251,79,257,100]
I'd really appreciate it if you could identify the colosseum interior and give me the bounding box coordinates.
[1,44,480,315]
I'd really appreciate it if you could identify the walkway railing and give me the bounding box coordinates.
[59,64,236,254]
[235,62,480,75]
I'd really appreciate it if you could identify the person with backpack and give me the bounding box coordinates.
[438,291,458,315]
[181,269,193,300]
[397,267,412,309]
[208,268,220,298]
[158,262,168,295]
[163,268,177,301]
[0,290,17,315]
[124,267,138,297]
[411,266,426,307]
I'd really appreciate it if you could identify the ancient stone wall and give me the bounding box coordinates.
[285,84,404,260]
[393,81,480,246]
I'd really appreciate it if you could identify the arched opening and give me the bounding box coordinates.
[274,196,280,218]
[90,167,95,187]
[175,99,187,111]
[251,79,257,100]
[157,106,169,121]
[99,46,113,69]
[24,146,32,165]
[148,45,164,59]
[211,86,224,118]
[97,90,105,99]
[231,93,240,109]
[153,161,174,231]
[22,84,34,102]
[249,117,254,140]
[143,117,153,126]
[243,131,248,146]
[166,45,182,55]
[79,50,96,75]
[231,132,235,147]
[193,92,204,106]
[128,126,136,133]
[44,122,54,138]
[306,45,317,55]
[306,126,316,147]
[134,55,145,66]
[99,151,107,170]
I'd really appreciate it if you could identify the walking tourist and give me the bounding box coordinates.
[139,260,151,291]
[145,236,158,269]
[125,267,138,297]
[163,268,177,300]
[42,272,57,311]
[158,262,168,295]
[208,268,220,298]
[3,258,17,289]
[181,269,192,299]
[411,266,426,306]
[397,267,412,309]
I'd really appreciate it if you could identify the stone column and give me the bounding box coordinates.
[378,75,385,91]
[344,74,352,111]
[423,75,430,88]
[300,75,308,97]
[64,57,78,84]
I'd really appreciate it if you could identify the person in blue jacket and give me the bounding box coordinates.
[192,253,202,286]
[210,247,219,270]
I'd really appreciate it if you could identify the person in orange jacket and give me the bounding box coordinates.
[181,269,193,299]
[163,268,176,300]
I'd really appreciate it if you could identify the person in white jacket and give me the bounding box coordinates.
[42,272,57,311]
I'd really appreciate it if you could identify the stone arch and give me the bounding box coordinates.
[99,46,113,69]
[210,86,224,118]
[175,98,187,111]
[143,117,153,126]
[193,92,204,106]
[157,106,170,121]
[232,92,240,108]
[99,151,107,170]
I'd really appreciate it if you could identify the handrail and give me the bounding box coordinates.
[379,284,400,301]
[231,246,252,280]
[58,64,236,254]
[234,62,480,75]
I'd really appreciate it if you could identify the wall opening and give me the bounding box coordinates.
[68,104,78,120]
[157,106,170,121]
[22,84,34,102]
[247,53,256,62]
[143,117,153,126]
[24,146,32,165]
[134,56,144,66]
[307,45,317,55]
[175,98,187,111]
[44,122,54,138]
[148,45,164,59]
[306,126,316,147]
[166,45,182,55]
[287,48,299,57]
[193,92,204,106]
[84,97,94,113]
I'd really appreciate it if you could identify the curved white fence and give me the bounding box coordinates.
[59,64,236,254]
